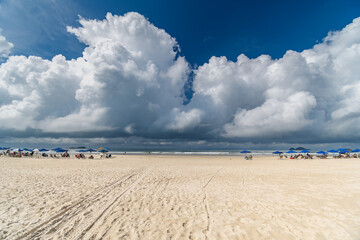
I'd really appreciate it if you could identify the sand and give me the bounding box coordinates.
[0,155,359,240]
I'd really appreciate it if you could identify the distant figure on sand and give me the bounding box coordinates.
[245,155,252,160]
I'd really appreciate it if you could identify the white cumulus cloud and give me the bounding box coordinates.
[0,31,13,58]
[1,13,360,145]
[188,17,360,141]
[0,12,191,135]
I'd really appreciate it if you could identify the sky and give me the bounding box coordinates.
[0,0,360,150]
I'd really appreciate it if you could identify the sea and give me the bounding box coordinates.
[69,149,303,156]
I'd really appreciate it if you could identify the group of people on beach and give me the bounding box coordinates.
[0,150,71,158]
[282,154,315,159]
[0,150,111,159]
[279,153,359,159]
[75,153,95,159]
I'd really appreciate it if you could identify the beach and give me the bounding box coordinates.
[0,155,359,240]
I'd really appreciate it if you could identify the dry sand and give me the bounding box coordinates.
[0,155,359,240]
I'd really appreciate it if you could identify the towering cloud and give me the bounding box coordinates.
[1,13,360,145]
[0,12,190,136]
[189,17,360,141]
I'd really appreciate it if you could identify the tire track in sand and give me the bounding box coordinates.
[15,166,149,240]
[75,166,154,239]
[202,168,222,240]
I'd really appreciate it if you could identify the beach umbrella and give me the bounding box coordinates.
[12,148,23,152]
[86,148,96,152]
[240,150,251,153]
[272,151,283,154]
[77,149,87,152]
[286,150,297,154]
[98,149,108,153]
[97,147,110,151]
[32,149,39,152]
[316,151,327,155]
[328,150,338,153]
[23,148,33,151]
[338,148,350,152]
[52,147,65,151]
[39,148,49,152]
[351,149,360,152]
[299,150,310,153]
[56,149,68,153]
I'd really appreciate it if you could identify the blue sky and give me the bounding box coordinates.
[1,0,359,65]
[1,0,360,149]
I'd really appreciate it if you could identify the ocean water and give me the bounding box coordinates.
[67,149,341,156]
[3,149,337,157]
[81,150,278,156]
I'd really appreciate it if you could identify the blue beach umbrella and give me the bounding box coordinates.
[328,150,338,153]
[286,150,297,154]
[240,150,251,153]
[56,149,68,153]
[272,151,283,154]
[338,148,350,152]
[300,150,310,153]
[351,149,360,153]
[39,148,49,152]
[86,148,97,152]
[52,148,64,151]
[98,149,108,153]
[316,151,327,155]
[13,148,23,152]
[338,148,351,154]
[77,149,87,152]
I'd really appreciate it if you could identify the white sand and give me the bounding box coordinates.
[0,155,359,239]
